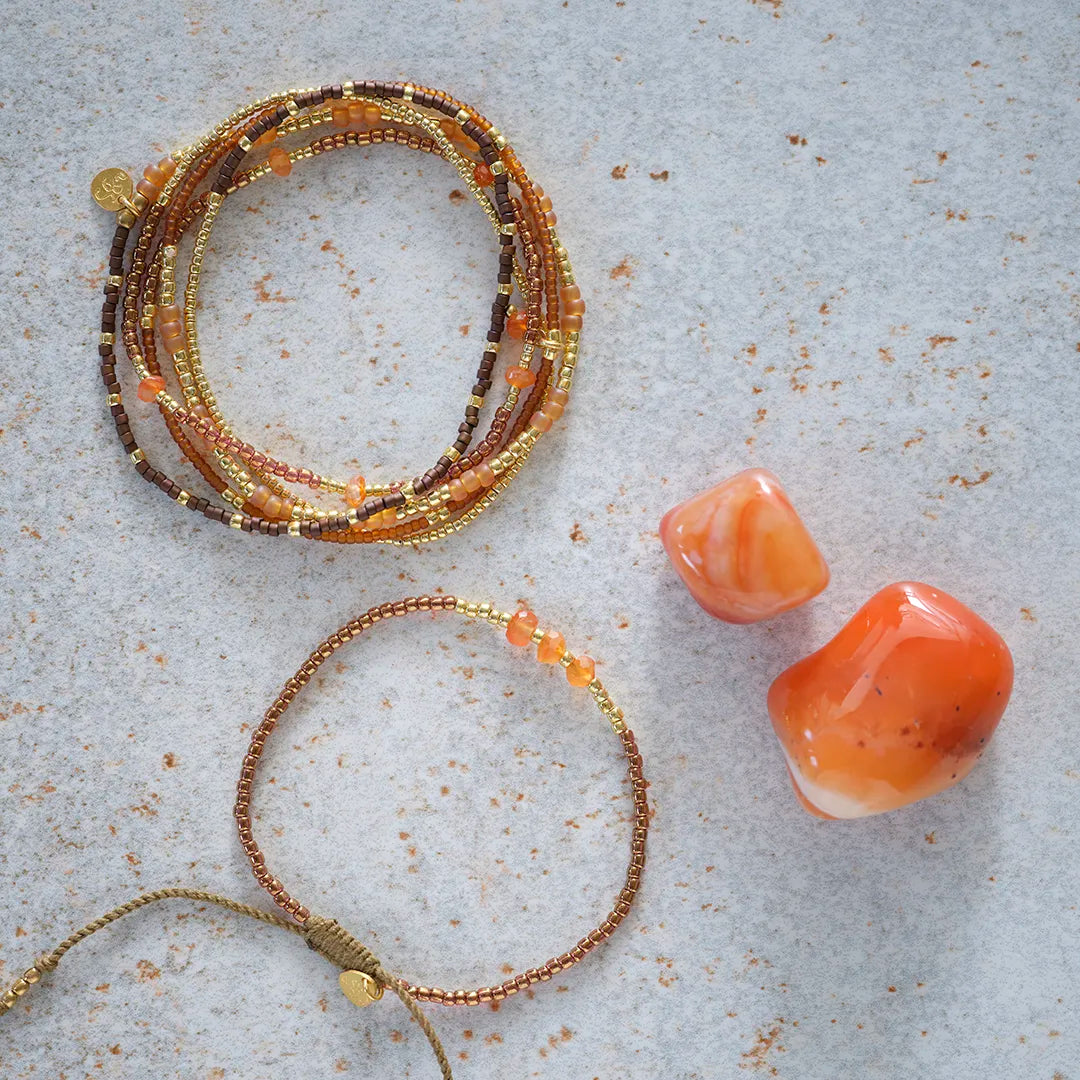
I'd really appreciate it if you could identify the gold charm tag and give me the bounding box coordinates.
[91,168,134,212]
[339,970,384,1007]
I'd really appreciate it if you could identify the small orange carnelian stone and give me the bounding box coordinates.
[475,462,496,487]
[474,162,494,187]
[505,366,536,388]
[448,478,469,502]
[143,163,168,188]
[531,410,554,433]
[768,582,1013,819]
[537,631,566,664]
[660,468,829,624]
[344,474,366,508]
[268,147,292,177]
[506,311,528,339]
[332,104,350,128]
[506,609,539,646]
[364,104,383,125]
[137,375,166,402]
[566,654,595,687]
[460,469,483,493]
[157,156,177,179]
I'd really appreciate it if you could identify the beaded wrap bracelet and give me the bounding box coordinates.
[94,81,584,544]
[234,595,650,1007]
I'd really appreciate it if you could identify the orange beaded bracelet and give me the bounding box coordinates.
[234,595,649,1007]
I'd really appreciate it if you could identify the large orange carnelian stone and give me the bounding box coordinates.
[659,468,829,623]
[768,582,1013,819]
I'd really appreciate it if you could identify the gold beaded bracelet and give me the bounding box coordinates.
[94,80,584,545]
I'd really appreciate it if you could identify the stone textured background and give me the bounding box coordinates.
[1,1,1077,1077]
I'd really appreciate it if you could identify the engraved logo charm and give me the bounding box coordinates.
[90,167,134,212]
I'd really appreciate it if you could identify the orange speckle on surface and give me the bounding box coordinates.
[949,470,992,489]
[611,163,628,179]
[649,169,670,181]
[610,257,635,280]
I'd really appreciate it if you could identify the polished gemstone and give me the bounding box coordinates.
[768,581,1013,819]
[660,468,829,623]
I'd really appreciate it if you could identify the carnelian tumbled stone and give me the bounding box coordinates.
[268,147,292,177]
[768,582,1013,819]
[506,609,539,646]
[659,468,829,624]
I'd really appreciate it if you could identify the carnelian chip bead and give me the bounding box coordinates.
[660,467,829,624]
[474,162,494,187]
[768,582,1013,819]
[537,631,566,664]
[506,310,528,340]
[506,610,539,646]
[343,474,366,508]
[137,375,166,402]
[566,654,595,687]
[505,366,536,388]
[531,411,554,433]
[475,463,496,487]
[460,469,483,493]
[268,147,292,177]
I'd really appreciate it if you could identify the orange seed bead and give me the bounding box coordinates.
[143,163,167,188]
[332,105,350,128]
[268,147,292,177]
[475,463,496,486]
[537,631,566,664]
[364,104,383,125]
[566,654,595,687]
[448,478,469,502]
[137,375,166,402]
[461,469,483,493]
[506,610,539,646]
[157,156,177,179]
[548,387,569,407]
[505,366,536,388]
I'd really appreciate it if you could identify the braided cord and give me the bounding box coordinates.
[1,890,451,1078]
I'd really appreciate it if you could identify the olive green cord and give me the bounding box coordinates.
[0,888,452,1079]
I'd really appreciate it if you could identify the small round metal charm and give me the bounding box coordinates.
[90,168,134,212]
[339,969,384,1008]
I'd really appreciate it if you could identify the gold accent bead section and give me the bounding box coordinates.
[176,491,191,506]
[229,513,245,529]
[129,449,145,464]
[238,135,254,152]
[287,521,301,537]
[467,394,484,409]
[106,393,121,407]
[100,332,115,346]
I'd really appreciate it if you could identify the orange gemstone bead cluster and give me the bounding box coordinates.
[95,80,583,545]
[234,596,647,1008]
[505,608,596,686]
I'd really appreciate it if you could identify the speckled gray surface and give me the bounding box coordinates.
[1,1,1078,1077]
